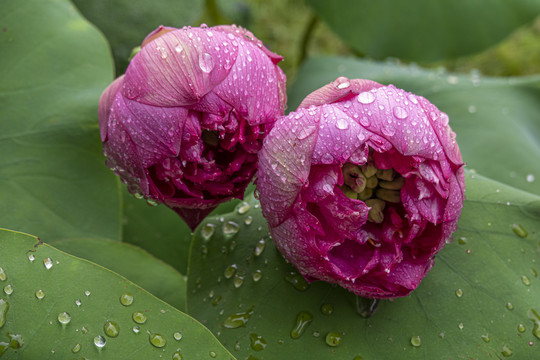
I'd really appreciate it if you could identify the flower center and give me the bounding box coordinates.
[340,161,404,224]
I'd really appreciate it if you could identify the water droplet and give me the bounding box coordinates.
[407,94,419,104]
[120,292,134,306]
[173,351,183,360]
[209,351,217,358]
[285,272,309,291]
[222,221,240,236]
[333,76,351,89]
[468,105,477,114]
[458,322,464,330]
[132,311,147,324]
[325,332,342,347]
[0,267,6,281]
[104,321,119,337]
[455,288,464,298]
[35,289,45,300]
[173,332,182,341]
[244,216,253,226]
[481,334,490,343]
[43,258,53,270]
[336,118,349,130]
[506,302,514,311]
[28,254,35,262]
[410,335,421,347]
[3,284,13,295]
[94,335,106,349]
[57,312,71,325]
[233,274,244,288]
[526,174,535,182]
[518,324,526,333]
[512,224,528,238]
[252,269,262,282]
[223,306,254,329]
[199,53,215,73]
[6,333,23,349]
[201,223,216,241]
[174,44,183,53]
[253,239,266,256]
[249,333,267,351]
[237,202,251,214]
[501,344,513,357]
[458,237,467,245]
[290,311,313,339]
[527,309,540,339]
[224,264,237,279]
[71,343,81,353]
[320,303,334,316]
[84,290,91,296]
[75,299,81,307]
[132,326,140,334]
[0,299,9,328]
[393,106,408,120]
[81,326,88,334]
[522,275,531,286]
[358,91,376,104]
[149,333,167,348]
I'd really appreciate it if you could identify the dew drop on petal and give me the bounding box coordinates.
[358,91,376,104]
[336,118,349,130]
[199,53,215,73]
[393,106,408,120]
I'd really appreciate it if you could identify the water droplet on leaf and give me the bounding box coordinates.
[223,306,254,329]
[93,335,106,349]
[35,289,45,300]
[43,258,53,270]
[290,311,312,339]
[120,292,134,306]
[104,321,119,337]
[410,335,421,347]
[325,332,342,347]
[250,333,267,351]
[149,333,167,348]
[57,312,71,325]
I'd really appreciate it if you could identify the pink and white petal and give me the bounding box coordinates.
[113,94,185,167]
[98,75,124,142]
[299,78,383,109]
[123,28,238,107]
[257,108,320,227]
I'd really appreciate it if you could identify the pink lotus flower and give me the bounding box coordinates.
[99,25,286,230]
[257,77,465,298]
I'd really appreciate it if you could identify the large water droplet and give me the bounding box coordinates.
[120,292,134,306]
[252,269,262,282]
[321,153,334,164]
[0,299,8,328]
[6,333,23,349]
[43,258,53,270]
[223,306,254,329]
[57,312,71,325]
[104,321,120,337]
[0,267,6,281]
[290,311,313,339]
[250,333,267,351]
[222,221,240,236]
[358,91,376,104]
[149,333,167,348]
[501,344,513,357]
[333,76,351,89]
[199,53,215,73]
[335,118,349,130]
[320,303,334,316]
[253,239,265,256]
[3,284,13,295]
[35,289,45,300]
[410,335,421,347]
[233,274,244,288]
[526,174,535,182]
[132,311,147,324]
[393,106,408,120]
[527,309,540,339]
[93,335,106,349]
[174,332,183,341]
[224,264,237,279]
[285,272,309,291]
[512,224,527,238]
[325,332,343,347]
[201,223,216,241]
[236,202,251,215]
